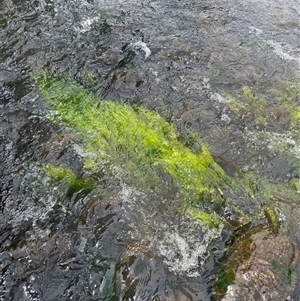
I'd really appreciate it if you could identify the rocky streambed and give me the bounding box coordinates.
[1,0,300,300]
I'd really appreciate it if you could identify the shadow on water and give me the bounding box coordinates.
[1,0,300,300]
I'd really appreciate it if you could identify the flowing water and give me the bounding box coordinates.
[1,0,300,300]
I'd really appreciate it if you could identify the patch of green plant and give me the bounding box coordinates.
[99,262,120,301]
[228,203,253,226]
[276,80,300,127]
[45,165,95,193]
[214,268,235,298]
[35,73,230,227]
[290,178,300,192]
[187,207,222,229]
[223,82,300,131]
[233,172,270,200]
[264,207,280,234]
[242,87,268,110]
[214,229,255,299]
[286,153,300,177]
[223,86,268,124]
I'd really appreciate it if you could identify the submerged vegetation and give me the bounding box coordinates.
[35,73,299,297]
[223,86,268,125]
[35,73,229,227]
[44,165,96,193]
[277,80,300,128]
[35,73,299,231]
[223,80,300,133]
[223,80,300,179]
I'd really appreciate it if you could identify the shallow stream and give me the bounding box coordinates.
[1,0,300,300]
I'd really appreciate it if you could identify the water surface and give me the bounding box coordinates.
[1,0,299,300]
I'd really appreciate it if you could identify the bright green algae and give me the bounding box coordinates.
[36,74,300,297]
[44,165,95,193]
[36,74,228,227]
[277,80,300,126]
[223,81,300,131]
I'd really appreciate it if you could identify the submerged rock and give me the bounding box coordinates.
[216,229,298,301]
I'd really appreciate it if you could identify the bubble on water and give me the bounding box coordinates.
[75,16,100,33]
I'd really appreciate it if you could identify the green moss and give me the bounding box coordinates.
[265,207,280,234]
[214,229,255,299]
[223,82,300,130]
[229,204,252,225]
[45,165,95,192]
[290,178,300,192]
[277,81,300,124]
[242,86,268,110]
[287,154,300,178]
[99,262,120,301]
[35,73,230,227]
[187,208,222,229]
[224,86,268,124]
[214,268,235,297]
[83,71,98,86]
[234,172,269,200]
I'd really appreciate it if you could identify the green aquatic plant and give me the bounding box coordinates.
[286,153,300,177]
[35,73,229,227]
[214,229,255,299]
[188,208,222,228]
[223,86,268,124]
[290,178,300,192]
[214,268,235,297]
[99,262,120,301]
[264,207,280,234]
[45,165,95,193]
[277,81,300,124]
[224,81,300,133]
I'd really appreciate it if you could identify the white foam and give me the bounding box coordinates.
[210,92,231,104]
[245,130,300,159]
[76,17,100,33]
[248,26,300,64]
[266,39,300,62]
[157,224,222,277]
[132,41,151,59]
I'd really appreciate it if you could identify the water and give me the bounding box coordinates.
[1,0,300,300]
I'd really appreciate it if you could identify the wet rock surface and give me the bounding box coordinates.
[218,229,298,301]
[1,0,300,300]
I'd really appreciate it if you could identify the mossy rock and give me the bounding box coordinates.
[222,86,268,126]
[215,229,298,301]
[290,178,300,192]
[276,80,300,127]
